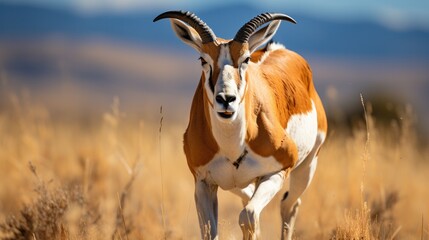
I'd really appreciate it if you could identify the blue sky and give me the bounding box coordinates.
[2,0,429,30]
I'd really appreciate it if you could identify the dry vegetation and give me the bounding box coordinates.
[0,89,428,240]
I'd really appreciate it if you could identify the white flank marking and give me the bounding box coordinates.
[286,101,318,168]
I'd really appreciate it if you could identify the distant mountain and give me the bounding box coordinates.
[1,2,428,60]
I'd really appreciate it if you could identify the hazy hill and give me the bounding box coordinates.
[1,3,428,60]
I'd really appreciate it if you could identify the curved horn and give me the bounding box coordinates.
[233,13,296,43]
[153,10,216,44]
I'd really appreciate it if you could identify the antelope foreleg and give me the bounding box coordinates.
[195,180,219,240]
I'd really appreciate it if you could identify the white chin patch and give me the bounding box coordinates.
[216,111,237,122]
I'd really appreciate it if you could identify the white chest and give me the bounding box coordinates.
[195,146,283,190]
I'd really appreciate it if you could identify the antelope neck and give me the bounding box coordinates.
[208,98,247,162]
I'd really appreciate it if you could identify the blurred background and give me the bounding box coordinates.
[0,0,428,136]
[1,1,429,239]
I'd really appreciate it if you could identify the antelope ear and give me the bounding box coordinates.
[248,20,281,53]
[170,19,203,52]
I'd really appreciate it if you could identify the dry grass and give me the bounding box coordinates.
[0,91,428,240]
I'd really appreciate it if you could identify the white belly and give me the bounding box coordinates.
[196,146,284,190]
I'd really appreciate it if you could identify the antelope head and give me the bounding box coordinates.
[154,11,296,123]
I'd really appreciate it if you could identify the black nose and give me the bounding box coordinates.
[215,94,236,107]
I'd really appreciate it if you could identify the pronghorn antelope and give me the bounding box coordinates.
[154,11,327,240]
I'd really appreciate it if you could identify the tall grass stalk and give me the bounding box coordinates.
[360,93,370,201]
[158,106,167,239]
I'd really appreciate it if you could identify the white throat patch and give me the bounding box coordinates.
[209,99,247,161]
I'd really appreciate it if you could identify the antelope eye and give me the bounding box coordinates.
[199,57,208,66]
[243,57,250,64]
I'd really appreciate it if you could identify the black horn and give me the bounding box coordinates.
[233,13,296,43]
[153,10,216,44]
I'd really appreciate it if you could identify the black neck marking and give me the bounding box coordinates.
[233,148,248,169]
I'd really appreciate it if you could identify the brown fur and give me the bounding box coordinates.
[243,48,315,168]
[183,78,218,176]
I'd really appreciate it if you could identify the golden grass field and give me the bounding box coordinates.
[0,88,428,240]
